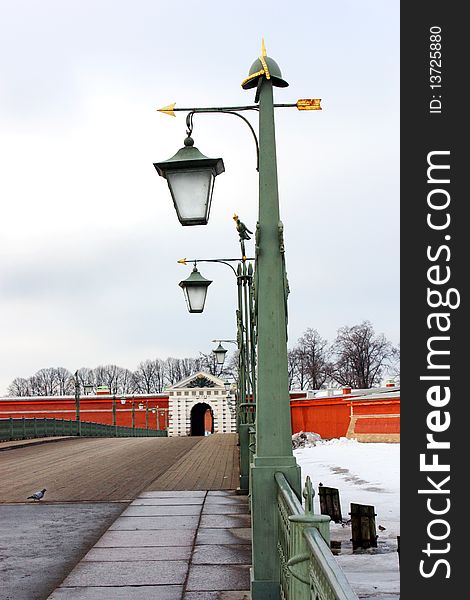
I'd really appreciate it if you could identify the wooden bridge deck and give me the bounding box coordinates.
[148,433,240,491]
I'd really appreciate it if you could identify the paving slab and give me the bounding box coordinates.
[123,504,202,516]
[196,528,252,545]
[186,565,251,591]
[200,514,251,529]
[139,490,207,498]
[202,503,250,515]
[95,529,195,547]
[184,593,250,600]
[204,496,248,505]
[49,585,183,599]
[132,496,205,505]
[192,544,252,565]
[83,546,192,562]
[110,515,199,530]
[60,560,188,586]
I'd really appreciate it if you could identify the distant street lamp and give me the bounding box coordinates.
[154,405,160,431]
[179,264,212,313]
[213,342,228,366]
[138,400,149,429]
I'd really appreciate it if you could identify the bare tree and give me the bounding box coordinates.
[164,358,184,385]
[76,367,96,393]
[294,329,331,390]
[198,352,221,377]
[7,377,31,397]
[133,359,166,393]
[55,367,74,395]
[92,365,134,394]
[164,357,205,385]
[28,368,65,396]
[117,368,135,394]
[287,349,297,390]
[330,321,396,388]
[388,344,400,382]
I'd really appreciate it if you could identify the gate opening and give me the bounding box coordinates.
[190,402,214,436]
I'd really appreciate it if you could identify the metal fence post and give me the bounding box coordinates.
[287,477,331,598]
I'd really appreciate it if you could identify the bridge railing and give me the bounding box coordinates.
[0,417,168,442]
[275,472,358,600]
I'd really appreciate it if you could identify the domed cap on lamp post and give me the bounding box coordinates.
[213,342,228,366]
[241,40,289,90]
[154,136,225,226]
[179,264,212,313]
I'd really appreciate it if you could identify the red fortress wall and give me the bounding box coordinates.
[1,389,399,442]
[0,393,170,430]
[290,391,400,442]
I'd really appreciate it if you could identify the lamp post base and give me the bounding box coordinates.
[250,570,280,600]
[250,457,301,600]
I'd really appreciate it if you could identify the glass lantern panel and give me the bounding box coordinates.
[215,351,226,365]
[166,169,214,224]
[184,285,208,313]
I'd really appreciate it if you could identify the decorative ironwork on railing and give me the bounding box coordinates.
[0,417,168,442]
[238,403,256,494]
[275,472,358,600]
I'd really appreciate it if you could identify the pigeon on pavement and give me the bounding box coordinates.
[27,488,46,501]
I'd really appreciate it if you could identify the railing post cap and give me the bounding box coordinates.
[289,514,331,524]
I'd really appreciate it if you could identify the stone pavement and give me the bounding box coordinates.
[47,489,251,599]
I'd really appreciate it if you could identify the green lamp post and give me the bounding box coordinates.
[74,371,81,437]
[242,48,301,599]
[155,41,320,600]
[112,395,117,436]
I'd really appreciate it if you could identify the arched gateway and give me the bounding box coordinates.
[166,371,236,437]
[190,402,214,436]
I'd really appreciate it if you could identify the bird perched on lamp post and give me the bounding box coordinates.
[27,488,46,501]
[233,214,253,240]
[233,214,253,257]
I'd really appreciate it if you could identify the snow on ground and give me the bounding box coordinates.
[294,438,400,599]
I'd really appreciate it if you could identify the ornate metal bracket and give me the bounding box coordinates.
[303,476,315,515]
[278,220,290,333]
[286,553,311,585]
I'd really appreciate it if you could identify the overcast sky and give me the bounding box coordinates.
[0,0,399,395]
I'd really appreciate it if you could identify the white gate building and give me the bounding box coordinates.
[166,372,237,437]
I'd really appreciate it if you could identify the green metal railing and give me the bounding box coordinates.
[0,417,168,442]
[238,402,256,492]
[275,472,358,600]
